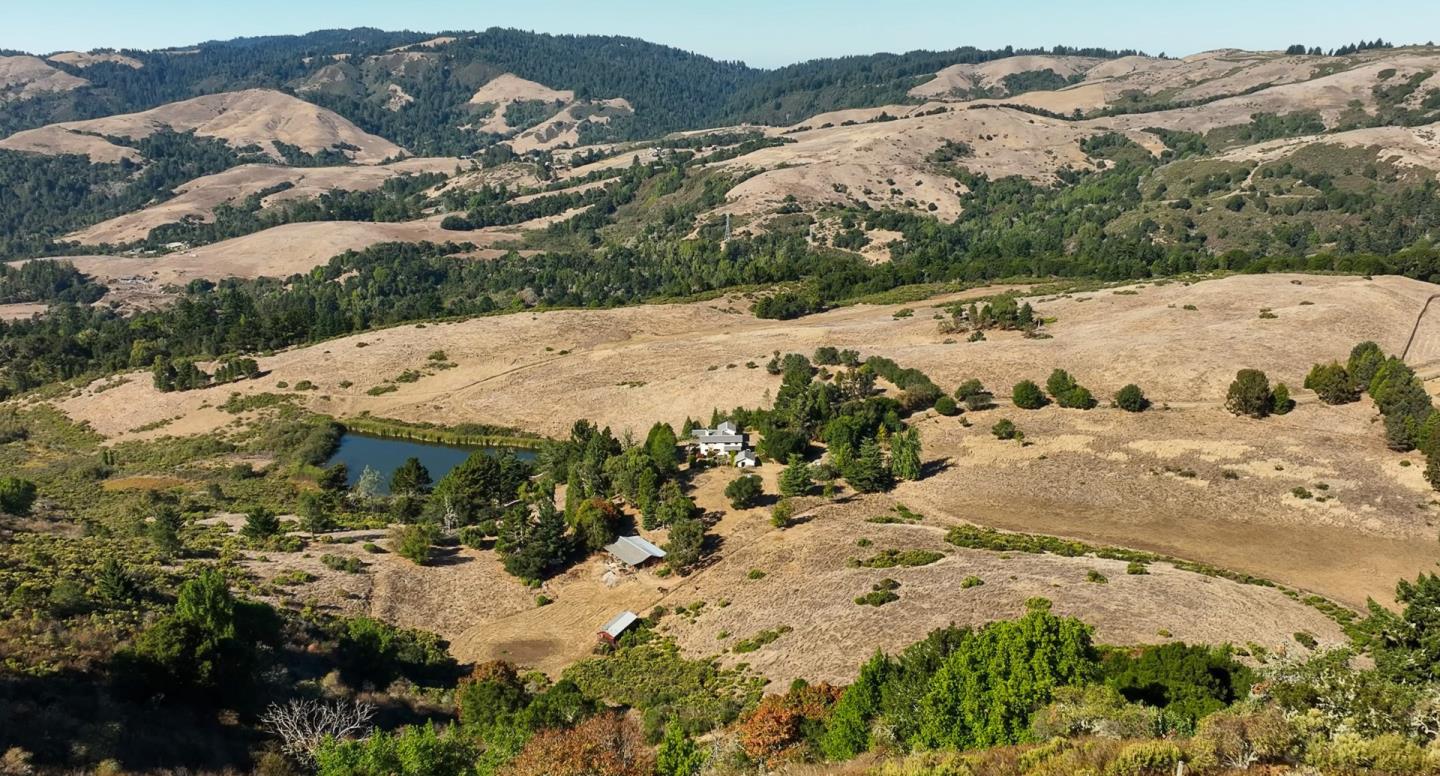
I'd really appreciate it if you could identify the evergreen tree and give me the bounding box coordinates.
[656,721,707,776]
[891,428,922,481]
[389,457,433,496]
[914,601,1098,750]
[497,498,570,581]
[779,454,814,497]
[845,438,893,493]
[645,422,680,475]
[820,650,891,760]
[665,516,706,569]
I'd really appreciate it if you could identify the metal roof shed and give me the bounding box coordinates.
[604,535,667,566]
[598,610,639,644]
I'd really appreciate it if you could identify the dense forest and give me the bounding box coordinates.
[6,28,1147,154]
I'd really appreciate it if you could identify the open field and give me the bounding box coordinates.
[55,273,1440,616]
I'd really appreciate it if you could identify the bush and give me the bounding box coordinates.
[1012,380,1048,409]
[1046,370,1096,409]
[391,523,439,565]
[771,499,796,528]
[933,395,960,416]
[1305,362,1359,405]
[0,477,38,516]
[1225,369,1274,418]
[1107,740,1182,776]
[1113,384,1150,412]
[1188,706,1296,771]
[955,379,994,410]
[1271,382,1294,415]
[724,475,763,509]
[991,419,1021,441]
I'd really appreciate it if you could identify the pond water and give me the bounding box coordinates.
[326,432,537,494]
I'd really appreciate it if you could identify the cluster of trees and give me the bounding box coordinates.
[0,260,105,305]
[144,172,448,249]
[698,351,930,496]
[1010,369,1101,410]
[0,130,269,259]
[1225,368,1294,419]
[151,355,260,392]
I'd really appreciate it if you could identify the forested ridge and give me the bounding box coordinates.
[6,28,1145,153]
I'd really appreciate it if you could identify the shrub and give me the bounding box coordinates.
[1188,706,1296,771]
[1271,382,1294,415]
[991,419,1021,441]
[1012,380,1048,409]
[961,575,984,589]
[0,477,38,516]
[391,523,439,565]
[322,554,364,573]
[771,499,796,528]
[1126,562,1148,575]
[724,475,763,509]
[933,395,959,416]
[242,507,282,540]
[1225,369,1273,418]
[1107,740,1182,776]
[1305,362,1359,405]
[1113,384,1150,412]
[1086,569,1108,584]
[955,379,995,410]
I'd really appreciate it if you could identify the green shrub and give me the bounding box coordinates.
[322,554,364,573]
[1226,369,1274,418]
[961,575,984,589]
[933,395,960,416]
[991,419,1020,440]
[1012,380,1048,409]
[1106,740,1182,776]
[391,523,439,565]
[1113,384,1150,412]
[0,476,38,516]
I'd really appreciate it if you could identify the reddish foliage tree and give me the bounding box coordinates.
[503,712,654,776]
[738,682,841,765]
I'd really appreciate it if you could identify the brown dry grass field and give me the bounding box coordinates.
[51,272,1440,682]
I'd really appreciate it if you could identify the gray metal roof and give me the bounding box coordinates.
[692,433,744,445]
[604,535,667,566]
[601,610,638,638]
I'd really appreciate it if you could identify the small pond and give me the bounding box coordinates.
[326,432,537,494]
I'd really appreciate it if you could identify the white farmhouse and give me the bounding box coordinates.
[691,421,745,457]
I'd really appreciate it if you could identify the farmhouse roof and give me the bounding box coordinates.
[693,433,744,445]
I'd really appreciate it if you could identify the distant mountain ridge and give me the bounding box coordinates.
[0,27,1146,154]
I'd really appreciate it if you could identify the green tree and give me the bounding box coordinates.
[148,503,185,555]
[770,498,796,528]
[724,474,764,509]
[1305,362,1358,405]
[1225,369,1274,418]
[933,395,959,416]
[914,601,1098,750]
[779,454,814,497]
[391,522,439,565]
[656,720,707,776]
[0,476,38,516]
[319,463,350,493]
[1365,572,1440,684]
[1348,341,1386,388]
[390,457,433,496]
[665,516,707,569]
[655,480,695,527]
[645,422,680,475]
[241,506,281,540]
[496,498,570,581]
[570,497,620,552]
[891,428,922,481]
[845,438,893,493]
[1271,382,1294,415]
[1113,384,1149,412]
[820,650,891,760]
[433,451,529,524]
[298,490,335,534]
[1012,380,1048,410]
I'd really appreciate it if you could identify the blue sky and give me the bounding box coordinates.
[5,0,1440,68]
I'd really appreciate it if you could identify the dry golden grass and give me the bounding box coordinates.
[57,273,1440,677]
